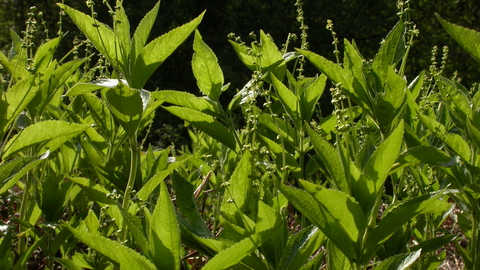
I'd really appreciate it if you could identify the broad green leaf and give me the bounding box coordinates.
[466,118,480,150]
[397,146,451,166]
[301,74,327,122]
[56,259,83,270]
[419,114,471,161]
[374,249,422,270]
[68,177,118,206]
[0,228,13,270]
[258,30,286,80]
[298,49,373,117]
[57,4,118,72]
[0,153,50,194]
[192,30,224,100]
[66,225,156,270]
[119,208,150,257]
[33,37,61,71]
[327,240,352,270]
[221,150,253,215]
[136,157,189,200]
[363,191,448,259]
[3,76,37,131]
[354,121,404,213]
[65,83,105,96]
[372,20,406,81]
[270,74,300,122]
[2,120,91,159]
[29,58,87,116]
[373,67,407,134]
[297,49,347,89]
[84,210,100,234]
[171,171,212,237]
[306,125,349,192]
[151,90,220,117]
[437,76,471,124]
[280,225,325,270]
[411,235,457,253]
[131,1,160,60]
[229,40,256,70]
[113,1,131,74]
[343,40,374,113]
[0,30,29,81]
[164,106,237,151]
[300,180,366,243]
[280,184,357,262]
[132,12,204,89]
[149,180,181,270]
[257,134,301,179]
[258,112,296,147]
[102,82,144,139]
[202,221,281,270]
[436,14,480,63]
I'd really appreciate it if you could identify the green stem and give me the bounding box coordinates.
[18,172,31,255]
[119,136,139,242]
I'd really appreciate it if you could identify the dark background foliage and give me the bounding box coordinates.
[1,0,480,147]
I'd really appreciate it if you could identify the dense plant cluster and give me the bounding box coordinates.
[1,0,480,269]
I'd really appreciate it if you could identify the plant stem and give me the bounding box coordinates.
[119,136,139,242]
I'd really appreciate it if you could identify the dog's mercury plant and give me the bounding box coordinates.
[2,0,480,269]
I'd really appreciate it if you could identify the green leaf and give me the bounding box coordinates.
[354,121,404,213]
[2,120,91,159]
[437,76,471,124]
[270,74,300,122]
[119,208,150,257]
[13,235,46,270]
[374,250,422,270]
[397,146,452,166]
[298,49,373,117]
[326,240,352,270]
[33,37,61,71]
[151,90,220,117]
[58,4,118,72]
[411,235,457,253]
[280,225,325,270]
[131,1,160,60]
[171,171,212,237]
[113,1,131,73]
[280,184,357,263]
[202,221,281,270]
[373,67,407,134]
[343,40,374,114]
[221,150,253,215]
[192,30,224,100]
[300,180,366,244]
[149,180,181,270]
[306,125,349,192]
[258,30,286,80]
[65,82,105,96]
[372,20,406,80]
[436,14,480,63]
[131,12,204,88]
[66,225,156,270]
[164,106,237,151]
[0,152,49,194]
[364,191,447,259]
[301,74,327,122]
[419,113,471,161]
[3,76,38,131]
[102,82,144,139]
[136,157,189,200]
[68,177,116,205]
